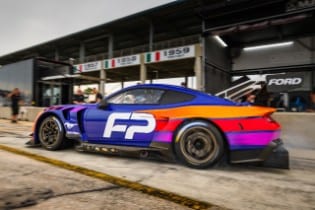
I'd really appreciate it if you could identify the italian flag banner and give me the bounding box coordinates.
[104,55,140,69]
[73,64,83,73]
[104,59,116,69]
[145,51,161,63]
[73,61,102,73]
[145,45,195,63]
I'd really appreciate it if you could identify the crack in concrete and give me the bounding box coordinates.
[53,186,121,198]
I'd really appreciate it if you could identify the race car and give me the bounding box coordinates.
[29,84,289,169]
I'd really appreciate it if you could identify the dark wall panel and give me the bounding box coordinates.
[0,59,34,105]
[204,36,231,94]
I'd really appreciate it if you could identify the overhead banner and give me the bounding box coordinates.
[73,61,102,73]
[145,45,195,63]
[104,54,140,69]
[266,72,306,92]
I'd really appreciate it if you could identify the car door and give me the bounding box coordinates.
[83,88,164,147]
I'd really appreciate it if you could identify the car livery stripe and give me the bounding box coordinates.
[155,119,183,132]
[227,130,281,150]
[141,105,275,119]
[137,105,279,149]
[212,117,280,132]
[152,131,173,143]
[69,106,85,112]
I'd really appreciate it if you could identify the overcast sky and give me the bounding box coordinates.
[0,0,174,56]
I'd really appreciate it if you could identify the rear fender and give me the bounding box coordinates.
[172,118,230,154]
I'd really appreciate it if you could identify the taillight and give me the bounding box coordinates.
[265,115,273,122]
[264,114,278,124]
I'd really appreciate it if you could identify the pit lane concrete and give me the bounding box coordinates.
[0,119,315,210]
[0,150,194,210]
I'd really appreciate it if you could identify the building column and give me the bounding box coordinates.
[79,42,85,63]
[140,54,147,83]
[194,44,204,91]
[108,35,114,59]
[149,21,154,51]
[100,69,106,95]
[312,37,315,88]
[311,37,315,63]
[54,48,59,61]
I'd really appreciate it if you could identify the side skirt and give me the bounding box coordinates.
[75,142,176,162]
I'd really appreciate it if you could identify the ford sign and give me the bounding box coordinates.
[266,73,305,92]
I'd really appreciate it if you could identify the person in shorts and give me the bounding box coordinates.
[7,88,22,123]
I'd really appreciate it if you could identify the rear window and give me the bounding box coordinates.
[159,90,195,105]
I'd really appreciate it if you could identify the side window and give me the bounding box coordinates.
[107,93,125,104]
[107,88,165,104]
[159,90,195,105]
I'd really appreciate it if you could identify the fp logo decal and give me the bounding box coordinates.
[103,112,156,140]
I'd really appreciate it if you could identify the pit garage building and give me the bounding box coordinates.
[0,0,314,108]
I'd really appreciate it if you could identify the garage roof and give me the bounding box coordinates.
[1,0,314,67]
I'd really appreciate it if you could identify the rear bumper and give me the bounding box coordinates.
[230,139,289,169]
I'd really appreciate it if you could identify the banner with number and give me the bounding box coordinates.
[145,45,195,63]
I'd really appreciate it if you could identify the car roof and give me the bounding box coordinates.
[121,83,210,96]
[106,83,236,106]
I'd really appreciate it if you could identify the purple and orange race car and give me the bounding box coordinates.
[29,84,289,169]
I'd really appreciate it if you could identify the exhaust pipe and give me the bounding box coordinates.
[140,150,149,158]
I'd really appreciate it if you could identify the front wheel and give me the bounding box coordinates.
[38,116,65,150]
[174,121,225,169]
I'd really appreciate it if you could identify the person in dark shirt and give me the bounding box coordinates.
[73,88,85,104]
[306,88,315,112]
[92,88,103,103]
[181,82,187,88]
[242,92,256,104]
[7,88,22,123]
[254,84,270,106]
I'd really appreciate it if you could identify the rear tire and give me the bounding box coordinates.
[38,116,65,150]
[174,121,225,169]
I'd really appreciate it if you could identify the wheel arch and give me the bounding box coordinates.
[172,117,230,155]
[34,112,65,144]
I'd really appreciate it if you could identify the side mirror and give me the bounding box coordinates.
[98,99,108,110]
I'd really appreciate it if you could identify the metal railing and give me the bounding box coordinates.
[215,79,264,102]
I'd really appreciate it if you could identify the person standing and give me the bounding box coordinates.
[245,93,256,104]
[73,88,85,104]
[92,88,103,103]
[7,88,22,123]
[254,83,270,106]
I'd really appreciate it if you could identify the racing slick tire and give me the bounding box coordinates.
[174,121,225,169]
[38,115,65,151]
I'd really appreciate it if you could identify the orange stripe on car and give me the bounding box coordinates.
[140,105,275,119]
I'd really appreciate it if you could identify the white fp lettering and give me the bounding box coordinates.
[103,113,130,138]
[103,113,156,139]
[125,113,156,139]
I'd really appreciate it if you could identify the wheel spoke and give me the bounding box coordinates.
[39,117,63,149]
[178,124,221,166]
